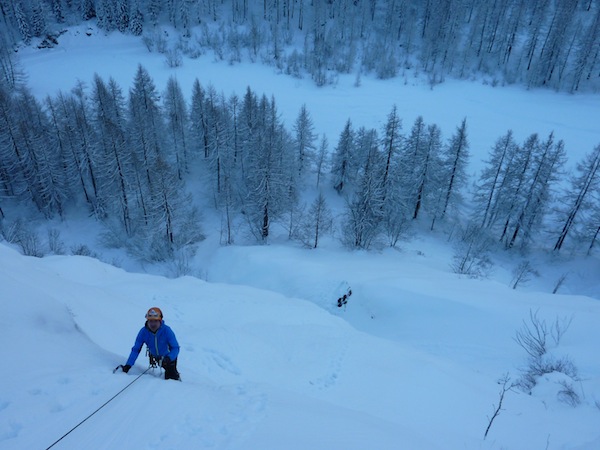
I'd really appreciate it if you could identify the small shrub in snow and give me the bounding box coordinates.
[484,373,515,439]
[109,258,123,268]
[165,48,182,68]
[557,380,581,407]
[47,228,65,255]
[1,218,24,244]
[1,219,45,257]
[517,354,579,393]
[551,315,573,346]
[142,34,154,52]
[511,260,539,289]
[71,244,96,258]
[168,247,197,278]
[285,49,303,78]
[552,272,569,294]
[514,309,580,406]
[514,309,549,359]
[450,224,494,278]
[19,232,45,257]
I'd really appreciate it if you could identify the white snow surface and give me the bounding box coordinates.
[2,240,600,450]
[2,24,600,450]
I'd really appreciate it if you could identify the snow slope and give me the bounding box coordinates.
[2,241,600,450]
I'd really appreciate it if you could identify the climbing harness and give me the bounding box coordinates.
[147,347,163,370]
[45,366,152,450]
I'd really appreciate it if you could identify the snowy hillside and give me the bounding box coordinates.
[2,240,600,449]
[2,20,600,450]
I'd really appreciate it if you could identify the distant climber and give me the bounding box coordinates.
[120,307,181,380]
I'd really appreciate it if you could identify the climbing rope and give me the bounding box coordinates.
[45,366,152,450]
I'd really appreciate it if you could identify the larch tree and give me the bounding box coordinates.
[342,127,385,249]
[292,103,317,181]
[189,79,210,159]
[91,74,135,234]
[434,118,470,229]
[331,119,357,194]
[242,95,295,241]
[472,130,519,229]
[411,121,443,221]
[497,133,539,245]
[128,64,165,194]
[14,87,68,218]
[301,191,333,249]
[505,133,566,248]
[163,76,190,179]
[553,144,600,252]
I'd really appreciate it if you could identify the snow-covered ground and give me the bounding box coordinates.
[2,24,600,450]
[2,240,600,450]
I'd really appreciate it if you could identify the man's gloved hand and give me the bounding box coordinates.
[161,356,171,368]
[122,364,131,373]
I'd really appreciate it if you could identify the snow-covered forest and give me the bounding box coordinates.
[2,1,600,267]
[2,0,600,92]
[2,62,599,262]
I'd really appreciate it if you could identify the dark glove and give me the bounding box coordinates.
[122,364,131,373]
[161,357,171,368]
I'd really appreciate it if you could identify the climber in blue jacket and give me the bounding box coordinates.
[121,307,180,380]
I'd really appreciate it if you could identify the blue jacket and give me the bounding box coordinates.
[126,321,180,367]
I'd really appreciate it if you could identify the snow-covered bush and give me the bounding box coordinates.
[450,224,494,278]
[514,310,580,407]
[0,218,45,257]
[47,228,65,255]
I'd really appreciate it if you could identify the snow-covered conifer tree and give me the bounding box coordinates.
[0,83,33,205]
[301,191,333,249]
[315,134,328,189]
[14,3,31,44]
[129,1,143,36]
[45,94,89,208]
[472,130,519,229]
[31,1,46,37]
[51,0,64,23]
[379,105,402,203]
[128,64,165,194]
[495,133,538,245]
[96,0,115,31]
[331,119,356,194]
[80,0,96,20]
[292,104,317,181]
[505,132,566,249]
[242,95,295,241]
[203,86,232,196]
[115,0,130,33]
[91,75,135,234]
[432,118,470,229]
[16,87,68,217]
[342,127,385,249]
[406,119,443,221]
[163,76,190,179]
[189,79,210,159]
[52,86,100,212]
[553,144,600,252]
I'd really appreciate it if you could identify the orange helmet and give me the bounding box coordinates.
[145,307,163,321]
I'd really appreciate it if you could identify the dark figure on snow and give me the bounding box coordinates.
[121,307,181,380]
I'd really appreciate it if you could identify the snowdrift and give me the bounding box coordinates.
[2,242,600,449]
